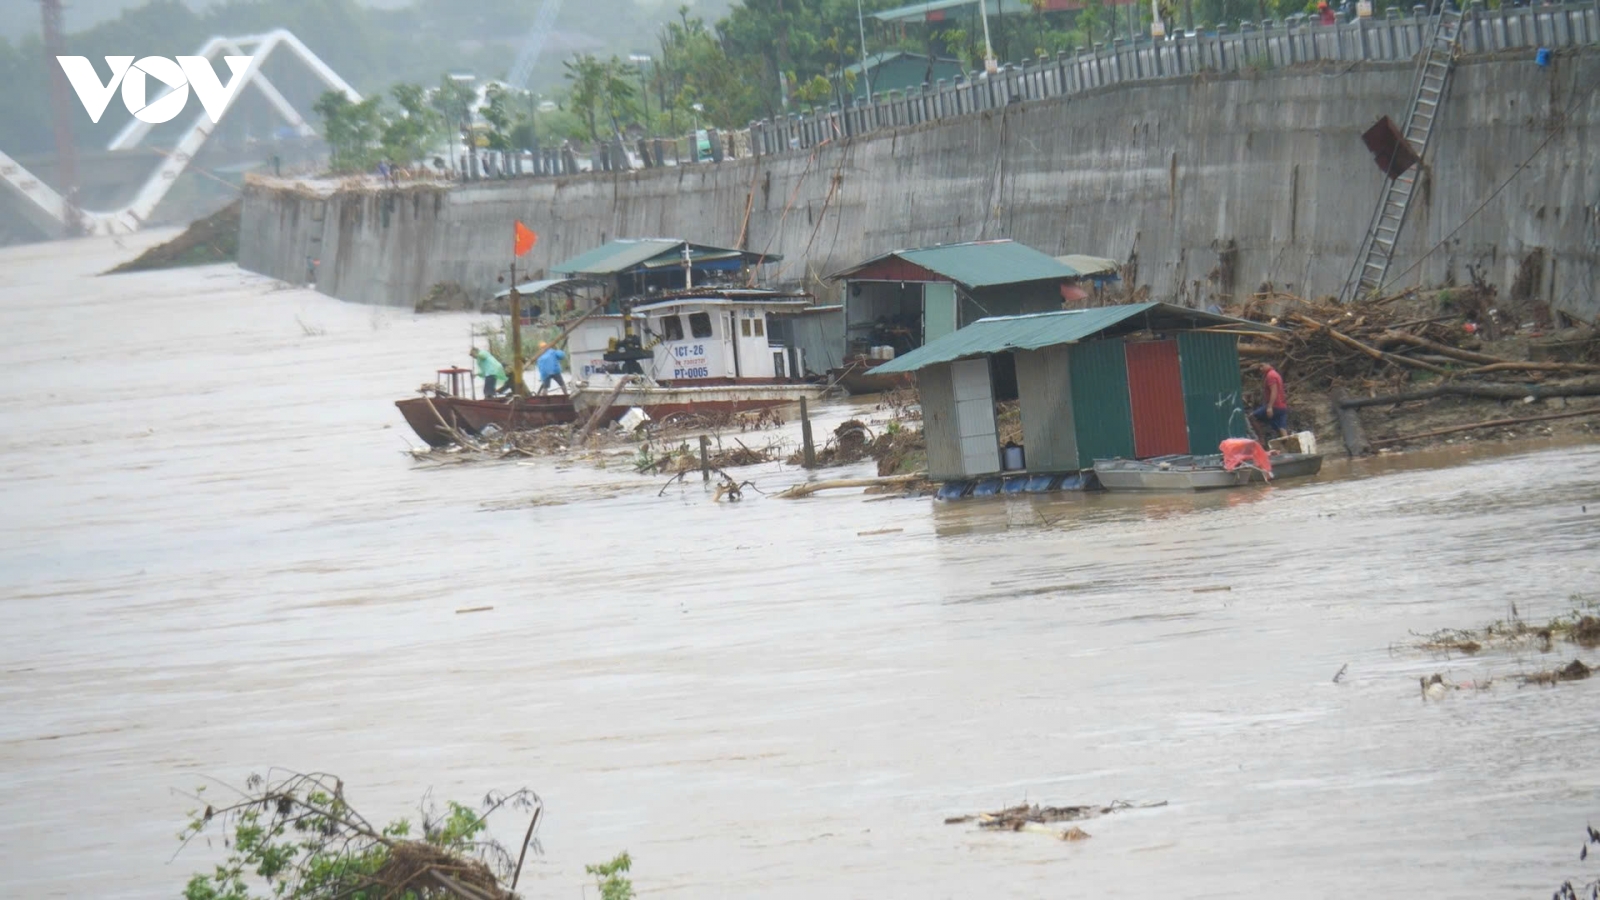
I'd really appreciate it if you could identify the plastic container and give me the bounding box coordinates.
[1002,443,1026,471]
[1536,47,1552,67]
[970,477,1004,497]
[936,481,972,501]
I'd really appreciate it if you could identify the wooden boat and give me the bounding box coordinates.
[449,395,581,433]
[395,395,478,448]
[395,359,583,447]
[1092,452,1324,491]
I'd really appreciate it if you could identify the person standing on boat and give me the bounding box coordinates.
[472,348,509,399]
[534,343,568,395]
[1251,362,1290,441]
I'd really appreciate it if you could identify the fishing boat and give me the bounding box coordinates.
[566,289,828,421]
[1092,452,1324,491]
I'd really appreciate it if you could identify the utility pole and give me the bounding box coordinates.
[856,0,873,99]
[629,54,651,134]
[39,0,82,235]
[978,0,998,73]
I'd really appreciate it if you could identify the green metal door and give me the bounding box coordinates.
[922,282,957,344]
[1069,339,1136,469]
[1177,332,1248,455]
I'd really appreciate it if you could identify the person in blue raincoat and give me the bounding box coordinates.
[534,343,568,395]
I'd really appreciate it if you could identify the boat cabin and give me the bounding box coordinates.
[567,291,820,386]
[551,238,780,303]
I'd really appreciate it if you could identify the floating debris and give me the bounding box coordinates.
[1519,659,1592,687]
[944,800,1167,839]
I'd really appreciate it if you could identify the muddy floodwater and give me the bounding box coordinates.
[2,234,1598,899]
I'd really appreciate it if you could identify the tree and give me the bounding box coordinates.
[563,54,608,142]
[479,83,516,150]
[381,83,442,166]
[599,57,638,140]
[312,90,385,173]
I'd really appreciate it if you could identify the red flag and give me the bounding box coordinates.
[513,220,537,257]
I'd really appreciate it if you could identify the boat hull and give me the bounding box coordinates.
[449,396,581,434]
[396,396,479,448]
[1093,453,1324,491]
[574,380,826,421]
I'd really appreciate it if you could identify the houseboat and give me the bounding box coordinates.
[564,289,830,421]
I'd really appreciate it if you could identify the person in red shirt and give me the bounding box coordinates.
[1317,1,1337,24]
[1251,362,1290,441]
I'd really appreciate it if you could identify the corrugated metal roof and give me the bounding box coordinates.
[872,302,1278,374]
[830,240,1079,289]
[493,277,600,299]
[552,239,682,276]
[552,240,780,276]
[1055,254,1120,277]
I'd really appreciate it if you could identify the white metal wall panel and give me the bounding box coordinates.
[950,357,999,476]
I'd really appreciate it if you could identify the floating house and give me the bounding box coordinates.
[827,239,1100,360]
[870,302,1278,483]
[552,238,844,380]
[553,238,779,299]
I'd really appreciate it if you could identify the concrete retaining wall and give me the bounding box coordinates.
[239,49,1600,322]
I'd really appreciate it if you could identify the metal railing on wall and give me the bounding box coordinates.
[457,0,1597,179]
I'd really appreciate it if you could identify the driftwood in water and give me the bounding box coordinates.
[1369,406,1600,447]
[575,376,634,444]
[1338,379,1600,409]
[777,473,925,499]
[1328,387,1371,457]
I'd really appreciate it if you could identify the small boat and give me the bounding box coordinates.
[395,365,583,448]
[449,395,581,434]
[567,290,828,417]
[395,394,478,448]
[1092,452,1324,491]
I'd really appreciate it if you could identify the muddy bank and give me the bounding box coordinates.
[105,199,242,274]
[1230,289,1600,455]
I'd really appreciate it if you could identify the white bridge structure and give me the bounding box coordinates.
[0,29,357,237]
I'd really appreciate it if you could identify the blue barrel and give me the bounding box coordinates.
[1537,47,1552,67]
[936,481,972,501]
[970,477,1004,497]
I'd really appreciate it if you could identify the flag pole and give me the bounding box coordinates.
[508,253,526,397]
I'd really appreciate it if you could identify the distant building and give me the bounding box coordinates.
[842,52,966,100]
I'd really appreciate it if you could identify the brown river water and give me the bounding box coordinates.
[2,233,1598,899]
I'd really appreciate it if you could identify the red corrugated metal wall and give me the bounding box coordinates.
[846,258,947,283]
[1124,340,1190,458]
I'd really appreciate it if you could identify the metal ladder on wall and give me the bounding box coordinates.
[1340,6,1465,303]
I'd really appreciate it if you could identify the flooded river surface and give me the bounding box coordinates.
[2,234,1598,899]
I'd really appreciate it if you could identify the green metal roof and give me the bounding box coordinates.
[1055,254,1121,277]
[552,239,779,276]
[841,51,962,77]
[872,302,1278,374]
[871,0,1001,23]
[829,239,1082,289]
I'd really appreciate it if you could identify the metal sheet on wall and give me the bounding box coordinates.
[1069,338,1135,469]
[1014,345,1078,472]
[1124,339,1189,458]
[1177,331,1247,455]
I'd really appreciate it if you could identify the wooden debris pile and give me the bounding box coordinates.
[943,800,1167,841]
[1232,292,1600,391]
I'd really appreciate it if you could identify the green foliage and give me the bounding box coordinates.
[585,851,635,900]
[381,83,444,165]
[175,773,541,900]
[312,90,386,172]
